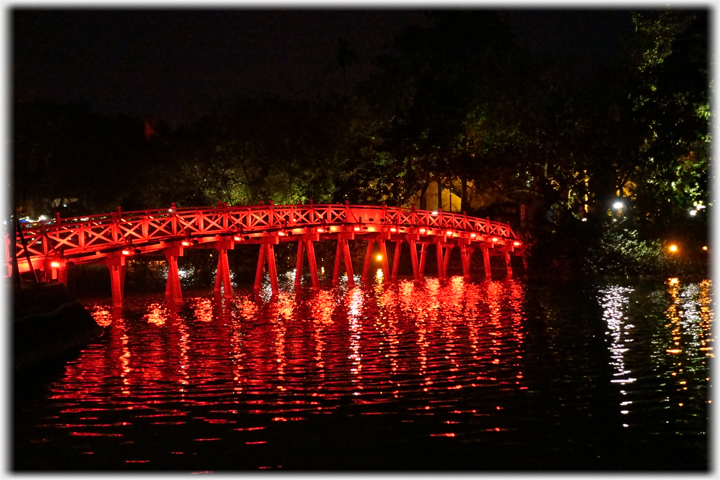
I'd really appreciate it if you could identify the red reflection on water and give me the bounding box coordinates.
[52,278,527,456]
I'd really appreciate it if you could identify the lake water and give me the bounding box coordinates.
[13,274,713,471]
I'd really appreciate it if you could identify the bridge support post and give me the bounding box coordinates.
[361,239,375,282]
[407,238,419,280]
[442,244,454,278]
[504,250,513,278]
[391,240,402,281]
[481,246,492,280]
[435,241,445,280]
[460,245,474,281]
[165,248,183,304]
[255,243,279,294]
[333,238,354,287]
[104,255,127,309]
[295,239,320,289]
[418,242,428,279]
[214,248,232,298]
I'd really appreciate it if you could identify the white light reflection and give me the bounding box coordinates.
[600,285,636,426]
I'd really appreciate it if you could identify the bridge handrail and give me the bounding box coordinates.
[8,204,518,266]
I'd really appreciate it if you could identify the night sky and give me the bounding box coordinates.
[13,8,632,125]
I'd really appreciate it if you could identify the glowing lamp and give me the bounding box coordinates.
[492,237,498,243]
[668,244,678,253]
[513,241,521,246]
[278,231,285,236]
[121,250,131,255]
[419,228,426,234]
[613,201,624,210]
[446,230,453,236]
[50,261,60,268]
[690,210,697,216]
[182,241,190,246]
[390,227,397,232]
[354,227,360,232]
[470,233,477,238]
[669,278,679,284]
[431,211,438,215]
[703,246,708,251]
[234,236,241,241]
[368,226,375,232]
[376,254,383,261]
[317,228,324,233]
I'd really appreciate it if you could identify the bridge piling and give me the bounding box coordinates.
[442,244,454,278]
[435,241,445,280]
[164,249,183,304]
[214,248,232,299]
[294,240,305,287]
[481,247,492,280]
[391,240,402,281]
[407,238,419,280]
[255,243,279,294]
[104,255,126,308]
[460,245,474,281]
[333,238,355,287]
[418,243,428,279]
[504,250,513,278]
[361,239,375,282]
[378,239,390,282]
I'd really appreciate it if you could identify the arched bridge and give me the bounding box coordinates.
[8,202,526,307]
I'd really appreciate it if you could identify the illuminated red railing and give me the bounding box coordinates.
[8,203,519,270]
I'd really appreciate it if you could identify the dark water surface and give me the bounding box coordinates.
[13,275,713,471]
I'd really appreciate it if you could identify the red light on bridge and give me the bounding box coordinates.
[470,233,477,238]
[492,238,498,243]
[278,231,285,236]
[121,250,131,255]
[234,236,241,241]
[513,241,521,246]
[317,228,325,233]
[368,227,375,232]
[354,227,360,232]
[181,241,190,247]
[50,261,60,268]
[419,228,426,234]
[446,230,453,236]
[390,227,397,233]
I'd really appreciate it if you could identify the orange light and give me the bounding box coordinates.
[669,277,679,285]
[419,228,426,234]
[317,228,324,233]
[513,241,521,246]
[668,244,678,253]
[376,254,383,261]
[354,226,360,232]
[121,250,131,255]
[278,231,285,236]
[470,233,477,238]
[390,227,397,232]
[368,226,375,232]
[234,236,241,241]
[50,261,60,268]
[181,241,190,246]
[703,246,708,251]
[492,237,498,243]
[446,230,453,236]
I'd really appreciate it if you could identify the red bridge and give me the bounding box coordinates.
[7,202,526,307]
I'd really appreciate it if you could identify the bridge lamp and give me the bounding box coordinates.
[668,244,678,253]
[234,236,242,241]
[431,211,438,216]
[354,226,361,232]
[368,226,375,232]
[492,237,498,243]
[446,230,453,236]
[470,233,477,238]
[50,261,61,268]
[419,228,426,234]
[278,231,285,236]
[390,227,397,233]
[121,249,131,256]
[376,253,383,262]
[513,241,521,246]
[317,228,325,233]
[181,241,190,246]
